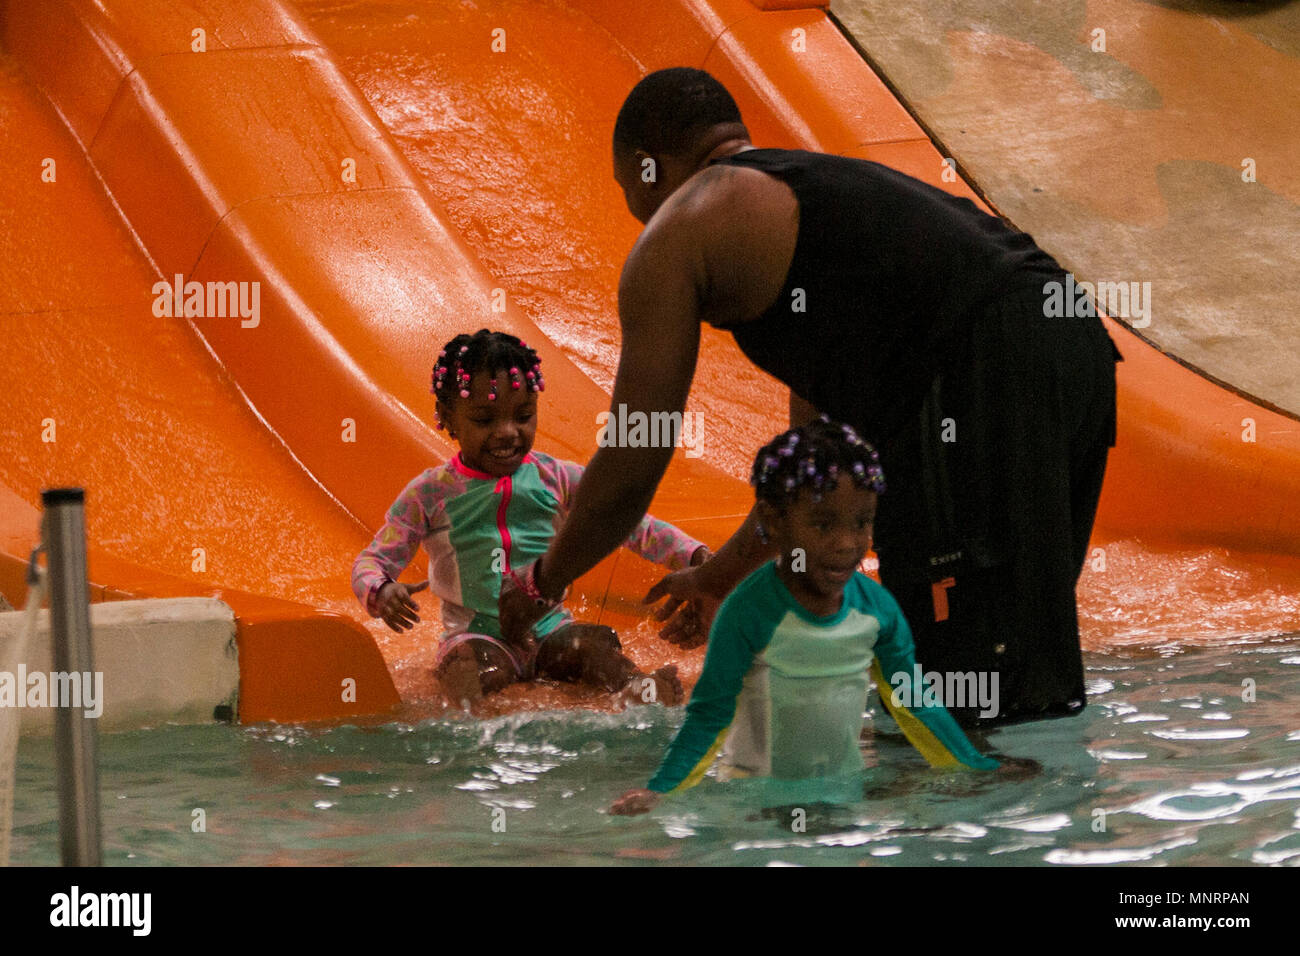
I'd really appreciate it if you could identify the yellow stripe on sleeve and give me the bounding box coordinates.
[669,726,732,793]
[871,659,963,769]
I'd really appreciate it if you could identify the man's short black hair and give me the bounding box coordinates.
[613,67,745,158]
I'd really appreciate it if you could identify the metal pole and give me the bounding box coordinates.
[43,487,101,866]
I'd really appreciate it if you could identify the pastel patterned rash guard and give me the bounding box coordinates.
[352,451,706,641]
[647,561,1000,793]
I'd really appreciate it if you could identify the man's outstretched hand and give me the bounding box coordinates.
[643,549,724,648]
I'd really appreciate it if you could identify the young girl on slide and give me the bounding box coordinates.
[352,329,706,707]
[612,418,1003,814]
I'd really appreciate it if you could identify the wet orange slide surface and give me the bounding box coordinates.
[1,0,1297,724]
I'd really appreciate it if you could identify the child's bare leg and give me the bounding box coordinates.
[535,623,633,689]
[475,642,518,694]
[535,624,683,705]
[435,639,517,705]
[619,664,683,707]
[577,642,639,692]
[435,643,484,705]
[577,646,682,706]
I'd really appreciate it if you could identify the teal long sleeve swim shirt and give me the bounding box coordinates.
[647,561,1000,793]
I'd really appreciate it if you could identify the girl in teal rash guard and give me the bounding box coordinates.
[611,418,1003,815]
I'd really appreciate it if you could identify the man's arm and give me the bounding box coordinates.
[789,390,819,429]
[549,455,706,570]
[532,225,703,600]
[704,391,820,584]
[667,390,821,599]
[641,388,822,642]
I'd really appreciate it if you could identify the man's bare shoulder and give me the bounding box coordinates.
[643,161,800,325]
[619,166,754,289]
[661,161,794,232]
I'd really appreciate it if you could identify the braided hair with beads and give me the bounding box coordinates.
[430,329,545,429]
[751,415,886,508]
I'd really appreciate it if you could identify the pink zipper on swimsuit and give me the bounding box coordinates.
[494,474,514,572]
[448,452,539,575]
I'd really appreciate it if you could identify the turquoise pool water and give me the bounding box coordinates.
[10,635,1300,866]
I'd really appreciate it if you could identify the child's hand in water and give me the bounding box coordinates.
[610,788,660,816]
[378,580,428,632]
[994,756,1042,780]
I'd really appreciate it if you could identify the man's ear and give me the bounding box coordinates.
[635,148,659,187]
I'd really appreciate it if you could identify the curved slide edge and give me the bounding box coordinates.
[0,487,400,725]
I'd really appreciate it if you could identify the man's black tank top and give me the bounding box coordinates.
[708,148,1063,444]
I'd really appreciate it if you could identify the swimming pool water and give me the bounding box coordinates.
[10,635,1300,866]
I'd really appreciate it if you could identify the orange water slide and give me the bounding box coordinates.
[0,0,752,722]
[0,0,1297,725]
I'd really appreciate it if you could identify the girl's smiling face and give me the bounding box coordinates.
[759,480,876,615]
[439,370,538,477]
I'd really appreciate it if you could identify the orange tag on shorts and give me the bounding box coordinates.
[932,577,956,622]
